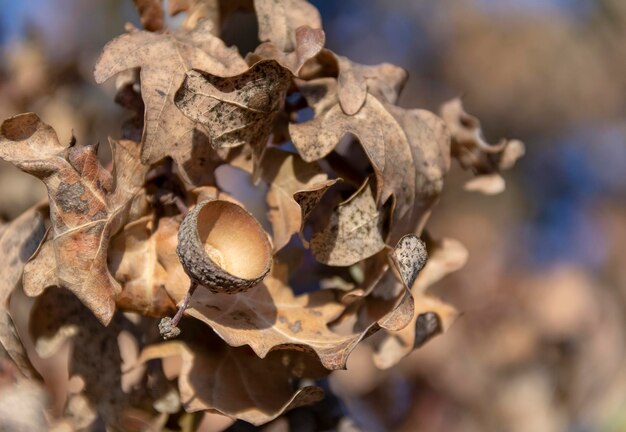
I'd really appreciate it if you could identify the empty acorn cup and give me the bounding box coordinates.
[177,199,272,294]
[160,199,272,339]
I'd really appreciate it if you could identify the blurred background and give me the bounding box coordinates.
[0,0,625,431]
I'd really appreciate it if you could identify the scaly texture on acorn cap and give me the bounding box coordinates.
[177,200,272,293]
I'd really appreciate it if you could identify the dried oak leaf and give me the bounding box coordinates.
[390,234,428,289]
[345,235,427,336]
[309,178,388,266]
[259,148,338,251]
[291,72,449,240]
[386,107,451,239]
[372,236,467,369]
[341,235,425,305]
[94,21,249,184]
[250,26,326,77]
[441,98,525,195]
[0,204,47,378]
[254,0,322,52]
[174,60,292,165]
[133,0,165,32]
[185,269,413,370]
[333,54,408,115]
[138,339,324,425]
[289,78,416,227]
[292,48,408,109]
[108,216,190,317]
[0,113,148,325]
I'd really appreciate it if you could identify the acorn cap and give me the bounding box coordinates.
[177,199,272,293]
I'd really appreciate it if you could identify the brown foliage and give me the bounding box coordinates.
[0,0,522,428]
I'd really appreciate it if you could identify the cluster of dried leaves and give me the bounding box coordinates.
[0,0,522,429]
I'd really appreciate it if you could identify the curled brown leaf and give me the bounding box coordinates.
[390,234,428,290]
[259,148,337,251]
[109,216,190,317]
[0,114,148,324]
[291,72,449,243]
[186,271,413,370]
[344,234,429,337]
[309,178,388,266]
[289,78,416,227]
[175,60,292,165]
[441,98,525,195]
[334,55,408,115]
[386,107,451,239]
[94,21,248,184]
[138,339,324,425]
[250,26,326,77]
[372,236,467,369]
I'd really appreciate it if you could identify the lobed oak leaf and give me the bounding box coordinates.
[441,98,525,195]
[0,204,47,378]
[291,75,451,242]
[174,60,292,166]
[293,178,338,244]
[289,47,408,109]
[309,178,388,266]
[94,22,249,184]
[344,235,427,339]
[138,337,324,426]
[386,107,451,239]
[0,113,66,160]
[289,78,416,226]
[250,26,326,77]
[254,0,322,52]
[259,148,338,251]
[185,270,413,370]
[372,236,467,369]
[108,216,190,317]
[333,54,408,115]
[0,113,148,325]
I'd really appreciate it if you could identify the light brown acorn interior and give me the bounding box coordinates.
[196,200,271,280]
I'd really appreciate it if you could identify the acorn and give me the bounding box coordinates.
[176,199,272,294]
